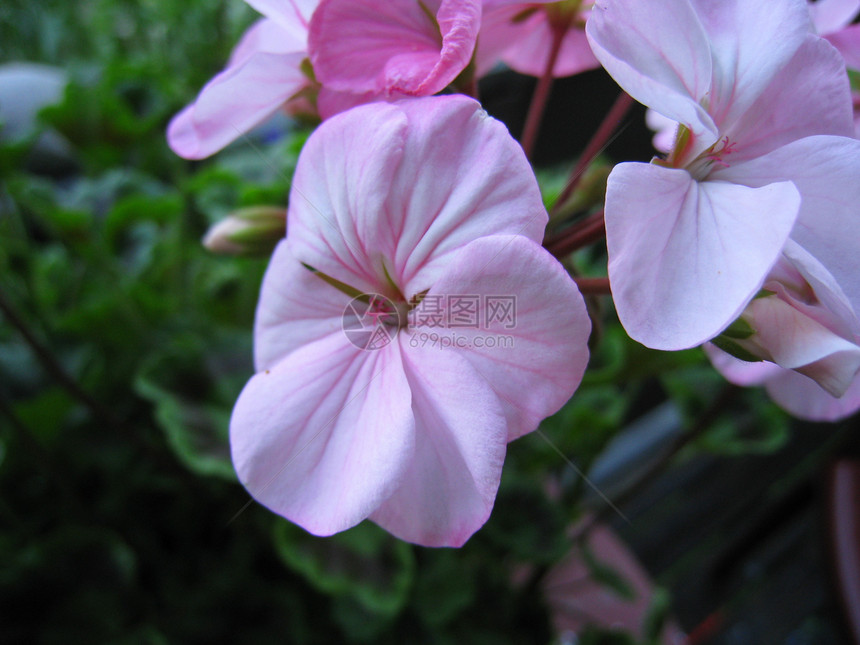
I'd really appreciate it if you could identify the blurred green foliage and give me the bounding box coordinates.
[0,1,803,644]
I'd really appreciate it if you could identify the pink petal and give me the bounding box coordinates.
[765,368,860,421]
[720,35,854,164]
[740,292,860,397]
[229,18,306,67]
[478,5,598,78]
[286,101,409,295]
[719,136,860,315]
[386,97,547,292]
[704,344,784,386]
[309,0,481,96]
[780,241,860,341]
[810,0,860,35]
[586,0,717,146]
[316,87,379,119]
[253,241,352,372]
[407,235,590,440]
[231,334,415,537]
[244,0,317,31]
[605,163,800,350]
[371,343,507,547]
[645,109,678,154]
[287,96,547,297]
[826,23,860,69]
[689,0,811,131]
[167,51,306,159]
[315,86,414,119]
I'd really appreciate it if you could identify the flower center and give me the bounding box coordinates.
[686,136,738,181]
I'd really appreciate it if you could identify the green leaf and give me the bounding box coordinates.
[411,550,476,627]
[133,336,250,480]
[13,387,77,446]
[695,399,790,456]
[272,520,415,617]
[642,587,672,642]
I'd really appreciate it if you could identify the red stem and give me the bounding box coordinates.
[520,24,567,160]
[574,277,610,295]
[545,209,605,257]
[552,91,634,215]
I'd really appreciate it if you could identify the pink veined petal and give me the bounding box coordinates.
[316,87,380,120]
[229,18,306,67]
[605,163,800,350]
[254,240,354,372]
[810,0,860,35]
[244,0,317,31]
[741,292,860,397]
[765,367,860,421]
[586,0,717,146]
[644,109,678,154]
[288,96,546,298]
[384,96,546,293]
[719,35,854,165]
[781,240,860,341]
[371,342,507,547]
[230,335,415,537]
[285,101,409,296]
[477,5,598,78]
[502,17,598,78]
[704,343,784,386]
[309,0,481,96]
[719,136,860,316]
[826,23,860,69]
[475,1,574,76]
[689,0,812,131]
[315,86,414,120]
[167,51,307,159]
[474,3,522,76]
[409,235,590,441]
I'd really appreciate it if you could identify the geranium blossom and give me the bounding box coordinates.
[709,241,860,392]
[810,0,860,69]
[586,0,855,350]
[167,0,318,159]
[477,0,599,78]
[704,132,860,420]
[648,1,860,150]
[308,0,481,101]
[230,96,591,547]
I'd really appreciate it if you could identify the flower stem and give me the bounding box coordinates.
[520,24,567,159]
[573,276,610,295]
[0,287,120,428]
[544,209,605,257]
[552,91,634,216]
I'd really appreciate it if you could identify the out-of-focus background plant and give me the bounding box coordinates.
[2,1,858,643]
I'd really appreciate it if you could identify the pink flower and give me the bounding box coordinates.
[708,348,860,421]
[586,0,855,350]
[703,132,860,421]
[308,0,481,101]
[229,96,591,547]
[809,0,860,135]
[810,0,860,69]
[167,0,318,160]
[477,0,599,78]
[708,240,860,395]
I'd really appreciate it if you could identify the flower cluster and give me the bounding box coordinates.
[169,0,860,544]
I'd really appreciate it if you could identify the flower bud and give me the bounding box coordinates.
[202,206,286,257]
[711,245,860,398]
